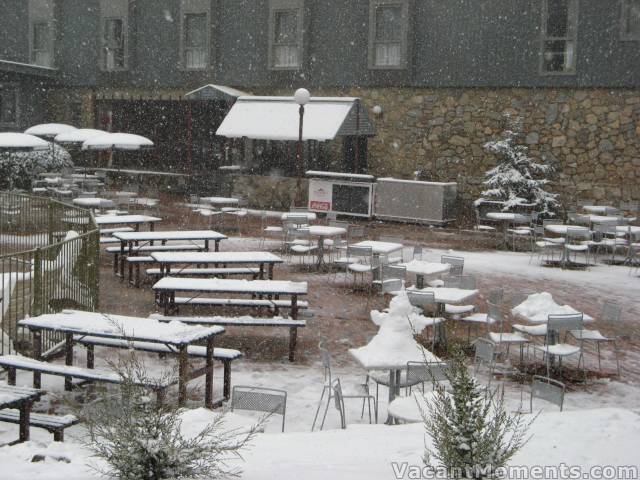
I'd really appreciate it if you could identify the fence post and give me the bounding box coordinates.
[32,248,43,316]
[90,229,100,311]
[47,202,55,245]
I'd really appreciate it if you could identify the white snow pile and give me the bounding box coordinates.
[511,292,584,323]
[350,291,439,366]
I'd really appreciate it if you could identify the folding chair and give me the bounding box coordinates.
[231,385,287,432]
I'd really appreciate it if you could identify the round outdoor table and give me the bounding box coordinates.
[485,212,530,249]
[582,205,616,214]
[399,260,450,289]
[282,212,317,221]
[73,197,115,209]
[306,225,346,268]
[543,224,591,267]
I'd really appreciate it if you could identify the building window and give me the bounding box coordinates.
[102,18,126,70]
[541,0,578,74]
[268,0,303,70]
[621,0,640,40]
[0,85,19,128]
[369,0,409,69]
[184,13,208,69]
[31,22,53,67]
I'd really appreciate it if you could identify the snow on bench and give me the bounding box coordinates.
[149,313,307,362]
[105,244,205,254]
[0,410,79,442]
[100,237,121,244]
[74,336,243,400]
[145,267,260,277]
[153,277,308,295]
[100,227,134,234]
[0,355,173,402]
[172,297,309,309]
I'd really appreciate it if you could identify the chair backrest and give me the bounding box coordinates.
[381,278,403,294]
[413,245,423,259]
[487,302,504,328]
[331,378,347,429]
[444,274,475,290]
[407,361,450,386]
[284,215,309,228]
[547,313,584,343]
[407,290,436,308]
[601,301,621,324]
[474,338,496,364]
[326,212,338,222]
[441,255,464,275]
[319,344,332,385]
[530,375,565,412]
[231,385,287,432]
[488,288,504,305]
[329,220,349,230]
[189,194,200,205]
[566,227,590,242]
[290,206,308,213]
[348,225,366,241]
[381,264,406,281]
[346,245,372,263]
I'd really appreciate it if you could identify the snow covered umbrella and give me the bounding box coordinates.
[81,132,154,169]
[54,128,106,146]
[24,123,77,139]
[0,132,49,151]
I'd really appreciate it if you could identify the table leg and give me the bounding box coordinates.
[291,295,298,320]
[18,401,32,442]
[416,274,424,289]
[385,369,398,425]
[64,333,74,391]
[317,237,325,268]
[259,263,265,280]
[150,222,155,232]
[178,345,188,406]
[215,240,220,252]
[32,331,42,389]
[268,263,274,280]
[204,239,209,252]
[205,337,215,409]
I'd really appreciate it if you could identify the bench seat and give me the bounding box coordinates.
[172,297,308,309]
[145,267,260,278]
[100,237,121,244]
[149,313,306,362]
[0,410,79,442]
[0,355,172,402]
[106,244,204,254]
[100,227,134,234]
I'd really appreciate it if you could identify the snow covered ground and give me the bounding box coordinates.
[1,240,639,478]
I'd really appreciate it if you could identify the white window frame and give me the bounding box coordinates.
[180,3,211,71]
[0,83,20,129]
[30,21,54,67]
[28,0,55,68]
[99,0,130,72]
[368,0,410,70]
[268,0,304,70]
[539,0,579,76]
[620,0,640,40]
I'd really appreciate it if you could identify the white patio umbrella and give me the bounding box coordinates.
[82,132,154,169]
[81,132,154,151]
[24,123,77,139]
[0,132,50,151]
[54,128,106,145]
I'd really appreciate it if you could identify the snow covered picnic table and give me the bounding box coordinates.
[399,260,450,288]
[150,251,284,280]
[18,310,225,407]
[152,277,308,318]
[111,230,227,280]
[0,383,45,443]
[66,214,161,230]
[511,292,594,324]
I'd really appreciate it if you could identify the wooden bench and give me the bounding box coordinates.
[0,410,79,442]
[0,355,173,403]
[100,227,135,235]
[74,336,243,401]
[150,313,306,361]
[170,297,309,314]
[145,267,261,278]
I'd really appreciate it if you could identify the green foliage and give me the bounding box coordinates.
[0,143,73,190]
[420,349,533,479]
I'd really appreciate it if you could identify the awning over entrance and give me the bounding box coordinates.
[216,96,375,142]
[184,84,250,102]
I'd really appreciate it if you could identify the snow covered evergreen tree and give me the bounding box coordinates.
[421,350,533,479]
[0,142,73,190]
[478,115,558,216]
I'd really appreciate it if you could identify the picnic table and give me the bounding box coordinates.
[152,277,308,319]
[399,260,450,288]
[72,197,115,209]
[74,214,162,231]
[19,310,225,407]
[305,226,347,267]
[0,384,45,443]
[150,251,284,280]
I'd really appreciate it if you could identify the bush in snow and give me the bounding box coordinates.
[80,351,261,479]
[420,349,533,479]
[478,115,558,217]
[0,142,73,190]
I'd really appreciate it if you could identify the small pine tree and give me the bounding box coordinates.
[420,350,533,479]
[80,351,261,479]
[479,115,558,217]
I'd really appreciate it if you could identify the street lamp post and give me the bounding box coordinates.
[294,88,310,207]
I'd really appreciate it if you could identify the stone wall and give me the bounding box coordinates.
[273,87,639,212]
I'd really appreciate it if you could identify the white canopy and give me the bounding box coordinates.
[216,96,357,141]
[55,128,106,144]
[82,132,154,151]
[24,123,77,138]
[0,132,50,151]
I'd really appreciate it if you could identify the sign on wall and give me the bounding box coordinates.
[308,179,332,211]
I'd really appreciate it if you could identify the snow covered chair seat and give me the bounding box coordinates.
[0,409,79,442]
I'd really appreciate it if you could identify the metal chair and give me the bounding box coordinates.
[286,228,317,268]
[373,264,406,294]
[530,375,565,412]
[487,302,529,366]
[457,288,503,342]
[563,227,591,268]
[406,290,443,348]
[473,337,498,383]
[535,313,586,382]
[440,255,464,276]
[259,211,284,249]
[312,345,376,430]
[569,301,621,377]
[347,224,366,244]
[344,245,375,288]
[231,385,287,432]
[474,206,497,233]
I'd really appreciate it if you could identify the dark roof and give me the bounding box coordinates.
[338,101,376,137]
[184,84,250,101]
[0,59,59,80]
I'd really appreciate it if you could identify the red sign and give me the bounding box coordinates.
[310,201,331,211]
